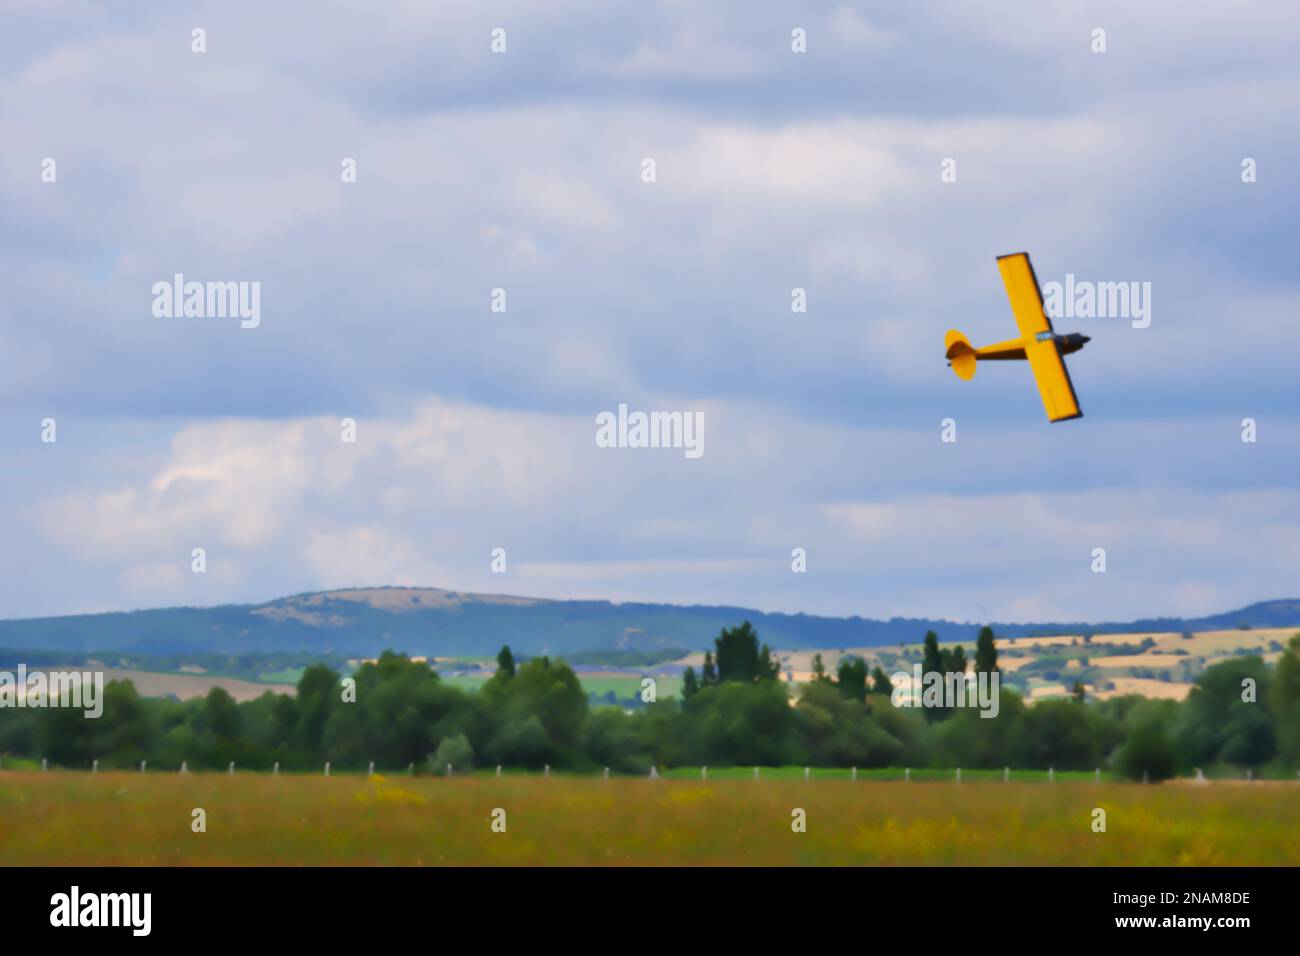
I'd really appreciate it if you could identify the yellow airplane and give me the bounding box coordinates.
[945,252,1090,422]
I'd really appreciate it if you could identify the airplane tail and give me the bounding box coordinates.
[945,329,976,380]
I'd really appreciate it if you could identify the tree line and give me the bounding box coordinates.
[2,623,1298,780]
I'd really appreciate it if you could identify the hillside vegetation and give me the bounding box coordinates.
[3,625,1299,783]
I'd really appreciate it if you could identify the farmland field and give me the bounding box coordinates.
[23,667,297,703]
[434,671,683,701]
[1,771,1297,866]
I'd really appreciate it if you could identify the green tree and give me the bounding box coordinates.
[797,679,901,767]
[35,679,155,769]
[679,680,800,766]
[481,655,587,762]
[920,631,948,723]
[870,666,893,696]
[485,715,553,768]
[496,645,516,678]
[1008,699,1116,770]
[930,690,1026,769]
[974,626,999,674]
[205,686,241,739]
[835,656,868,702]
[1271,634,1300,767]
[922,631,943,677]
[321,651,464,770]
[811,653,827,682]
[1176,657,1275,770]
[581,707,650,773]
[1115,700,1179,781]
[294,663,341,760]
[202,686,243,767]
[712,622,779,683]
[430,732,474,772]
[701,652,717,686]
[681,666,700,700]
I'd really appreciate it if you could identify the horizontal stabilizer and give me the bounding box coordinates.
[945,329,976,380]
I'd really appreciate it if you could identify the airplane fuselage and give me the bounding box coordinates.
[971,331,1090,361]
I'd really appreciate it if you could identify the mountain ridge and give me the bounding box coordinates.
[1,587,1297,658]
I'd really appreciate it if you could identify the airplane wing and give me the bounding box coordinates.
[996,252,1082,422]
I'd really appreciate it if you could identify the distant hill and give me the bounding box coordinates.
[1,587,1297,659]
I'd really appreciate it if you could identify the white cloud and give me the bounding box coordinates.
[304,526,449,590]
[16,393,1300,623]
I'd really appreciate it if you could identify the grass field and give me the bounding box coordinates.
[438,671,683,701]
[2,771,1297,866]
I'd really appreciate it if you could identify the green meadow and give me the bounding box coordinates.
[1,771,1296,866]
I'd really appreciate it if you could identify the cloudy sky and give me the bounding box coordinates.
[3,0,1298,624]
